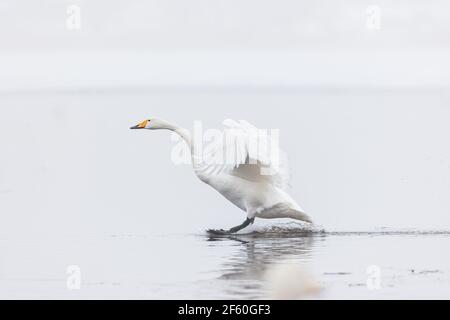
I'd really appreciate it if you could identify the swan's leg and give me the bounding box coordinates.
[229,217,255,233]
[207,217,255,235]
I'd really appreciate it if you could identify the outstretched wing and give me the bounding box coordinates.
[196,119,290,189]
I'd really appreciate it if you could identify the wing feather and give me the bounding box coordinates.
[196,119,290,189]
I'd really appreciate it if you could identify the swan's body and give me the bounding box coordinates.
[131,118,312,234]
[199,172,307,221]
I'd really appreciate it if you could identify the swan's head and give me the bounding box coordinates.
[130,118,167,130]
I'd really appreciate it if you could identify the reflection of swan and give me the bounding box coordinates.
[131,118,312,234]
[206,233,320,299]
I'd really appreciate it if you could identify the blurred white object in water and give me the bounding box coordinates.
[265,262,321,299]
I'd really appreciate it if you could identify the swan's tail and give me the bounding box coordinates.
[273,208,314,223]
[290,209,313,223]
[257,203,314,223]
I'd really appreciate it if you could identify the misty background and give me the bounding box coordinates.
[1,0,450,236]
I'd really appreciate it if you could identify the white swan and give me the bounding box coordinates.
[131,118,313,234]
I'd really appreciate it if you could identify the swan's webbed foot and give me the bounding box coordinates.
[207,217,255,235]
[206,229,231,235]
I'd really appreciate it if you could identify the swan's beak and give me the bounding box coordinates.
[130,120,148,129]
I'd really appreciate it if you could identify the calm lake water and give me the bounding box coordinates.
[1,90,450,299]
[1,229,449,299]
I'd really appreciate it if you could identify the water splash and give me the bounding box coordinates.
[236,220,325,235]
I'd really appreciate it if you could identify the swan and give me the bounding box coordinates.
[130,118,313,234]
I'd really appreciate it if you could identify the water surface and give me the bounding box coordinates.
[1,229,449,299]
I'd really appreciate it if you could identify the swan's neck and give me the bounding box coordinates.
[155,121,210,182]
[160,121,204,172]
[162,122,192,149]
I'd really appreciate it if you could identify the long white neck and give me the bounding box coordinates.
[160,121,192,148]
[156,120,203,173]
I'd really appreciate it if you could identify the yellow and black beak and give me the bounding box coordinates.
[130,120,148,129]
